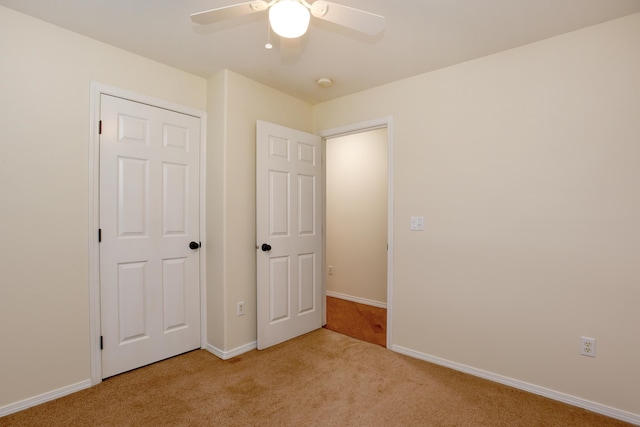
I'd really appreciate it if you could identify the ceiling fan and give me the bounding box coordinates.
[191,0,385,39]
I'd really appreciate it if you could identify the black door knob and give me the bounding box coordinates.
[261,243,272,252]
[189,241,200,250]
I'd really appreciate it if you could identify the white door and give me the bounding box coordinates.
[99,94,201,378]
[256,121,323,350]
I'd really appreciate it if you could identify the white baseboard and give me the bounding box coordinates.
[205,341,256,360]
[326,291,387,309]
[0,379,92,418]
[391,344,640,426]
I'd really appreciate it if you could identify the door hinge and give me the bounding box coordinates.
[98,228,102,242]
[99,120,102,135]
[100,336,103,350]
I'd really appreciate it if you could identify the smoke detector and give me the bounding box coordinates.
[316,77,333,88]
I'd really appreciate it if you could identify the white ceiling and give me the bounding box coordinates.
[2,0,640,104]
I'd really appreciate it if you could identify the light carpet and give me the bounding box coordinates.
[0,328,630,426]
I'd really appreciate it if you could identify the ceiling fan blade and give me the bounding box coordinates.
[191,1,268,25]
[310,1,385,36]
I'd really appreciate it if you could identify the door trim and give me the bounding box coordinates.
[318,116,394,348]
[88,82,207,384]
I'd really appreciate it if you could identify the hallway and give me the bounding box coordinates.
[324,296,386,347]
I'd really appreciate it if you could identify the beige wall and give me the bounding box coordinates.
[206,70,313,352]
[0,6,206,407]
[326,129,388,304]
[2,1,640,420]
[205,70,227,349]
[314,13,640,416]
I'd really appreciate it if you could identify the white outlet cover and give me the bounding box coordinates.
[410,216,424,231]
[580,336,596,357]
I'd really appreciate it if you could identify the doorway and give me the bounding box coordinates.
[321,120,393,348]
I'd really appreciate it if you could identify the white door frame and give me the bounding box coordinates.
[319,116,394,348]
[88,82,207,384]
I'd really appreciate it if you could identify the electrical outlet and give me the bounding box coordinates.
[328,265,334,275]
[237,301,245,316]
[580,337,596,357]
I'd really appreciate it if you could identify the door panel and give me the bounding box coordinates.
[256,121,322,349]
[270,171,290,235]
[298,175,315,234]
[118,157,148,236]
[162,257,188,331]
[270,256,290,322]
[298,253,315,313]
[118,261,147,342]
[100,94,201,378]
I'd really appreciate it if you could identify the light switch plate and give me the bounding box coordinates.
[410,216,424,231]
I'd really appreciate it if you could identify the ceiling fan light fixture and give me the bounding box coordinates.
[269,0,310,39]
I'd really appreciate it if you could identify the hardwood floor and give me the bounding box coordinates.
[324,296,387,347]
